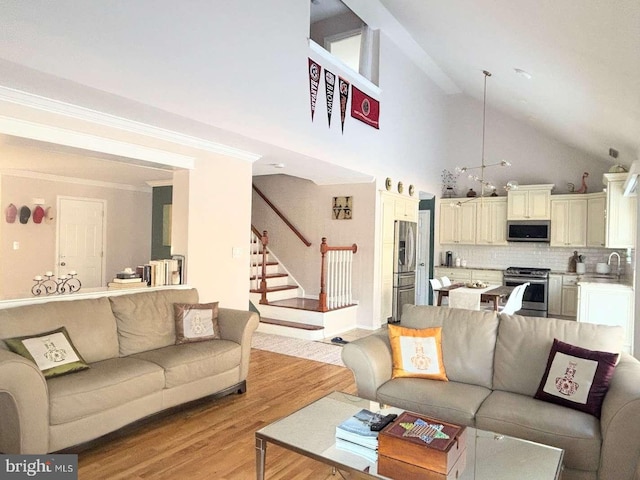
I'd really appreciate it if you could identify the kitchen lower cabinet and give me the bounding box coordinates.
[578,282,634,354]
[549,274,578,319]
[434,267,472,284]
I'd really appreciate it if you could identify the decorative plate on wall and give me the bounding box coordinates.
[397,181,404,194]
[409,185,415,196]
[385,177,392,191]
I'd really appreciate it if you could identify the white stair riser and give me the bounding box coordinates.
[249,264,280,276]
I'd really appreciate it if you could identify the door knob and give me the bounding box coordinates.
[419,263,425,266]
[60,262,66,266]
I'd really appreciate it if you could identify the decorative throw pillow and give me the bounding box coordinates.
[4,327,90,378]
[174,302,220,344]
[534,338,618,417]
[388,324,448,381]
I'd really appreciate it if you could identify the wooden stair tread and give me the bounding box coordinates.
[250,285,298,293]
[249,273,288,280]
[259,317,323,331]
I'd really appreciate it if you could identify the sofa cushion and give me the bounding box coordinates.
[4,327,89,378]
[109,288,199,356]
[174,302,220,344]
[476,390,601,472]
[493,313,624,397]
[377,378,492,427]
[0,297,119,363]
[535,338,618,418]
[400,305,499,389]
[132,340,241,388]
[47,357,165,425]
[388,324,447,381]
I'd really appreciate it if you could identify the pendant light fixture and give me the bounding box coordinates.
[454,70,512,205]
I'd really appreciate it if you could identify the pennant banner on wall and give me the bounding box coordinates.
[351,86,380,129]
[308,58,321,121]
[338,77,350,133]
[324,69,336,127]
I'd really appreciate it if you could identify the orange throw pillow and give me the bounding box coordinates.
[388,324,448,381]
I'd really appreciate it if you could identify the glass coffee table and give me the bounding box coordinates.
[255,392,563,480]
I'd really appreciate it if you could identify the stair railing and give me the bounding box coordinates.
[253,184,311,247]
[318,238,358,312]
[250,227,270,305]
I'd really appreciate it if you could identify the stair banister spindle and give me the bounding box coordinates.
[319,237,329,312]
[259,230,269,305]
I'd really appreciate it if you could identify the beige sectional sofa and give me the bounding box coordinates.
[342,305,640,480]
[0,287,259,454]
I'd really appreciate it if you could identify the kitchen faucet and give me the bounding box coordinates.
[607,251,621,278]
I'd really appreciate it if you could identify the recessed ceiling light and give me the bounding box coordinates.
[514,68,532,79]
[270,163,286,168]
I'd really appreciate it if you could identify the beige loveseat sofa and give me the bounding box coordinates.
[0,287,258,454]
[342,305,640,480]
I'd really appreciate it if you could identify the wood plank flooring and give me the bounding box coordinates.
[77,348,358,480]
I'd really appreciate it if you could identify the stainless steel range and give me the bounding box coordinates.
[503,267,550,317]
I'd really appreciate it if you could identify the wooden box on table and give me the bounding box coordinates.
[377,411,467,479]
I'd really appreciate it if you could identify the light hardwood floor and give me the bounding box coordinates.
[77,348,358,479]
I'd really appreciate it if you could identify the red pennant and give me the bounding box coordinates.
[324,69,336,127]
[351,86,380,129]
[339,77,350,133]
[308,58,321,121]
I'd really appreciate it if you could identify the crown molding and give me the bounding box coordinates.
[0,169,152,193]
[0,86,262,163]
[0,115,196,169]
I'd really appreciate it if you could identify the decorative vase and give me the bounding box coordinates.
[466,189,477,197]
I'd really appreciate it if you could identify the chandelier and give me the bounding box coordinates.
[454,70,513,204]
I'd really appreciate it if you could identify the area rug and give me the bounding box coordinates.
[251,332,345,367]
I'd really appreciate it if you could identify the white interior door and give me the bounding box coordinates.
[57,197,106,288]
[416,209,432,305]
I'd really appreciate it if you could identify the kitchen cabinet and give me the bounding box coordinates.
[548,274,578,318]
[561,274,579,318]
[476,197,508,245]
[507,184,554,220]
[548,274,563,316]
[603,173,636,248]
[586,192,606,247]
[380,191,419,322]
[434,267,472,284]
[439,200,476,245]
[434,267,502,285]
[550,195,587,247]
[578,282,634,354]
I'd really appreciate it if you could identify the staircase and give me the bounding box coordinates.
[249,232,358,340]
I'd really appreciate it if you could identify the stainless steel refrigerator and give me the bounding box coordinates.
[391,220,417,323]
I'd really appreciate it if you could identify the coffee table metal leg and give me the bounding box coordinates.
[255,437,267,480]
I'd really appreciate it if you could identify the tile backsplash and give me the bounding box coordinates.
[438,244,632,274]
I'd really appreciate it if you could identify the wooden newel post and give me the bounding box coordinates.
[259,230,269,305]
[319,237,329,312]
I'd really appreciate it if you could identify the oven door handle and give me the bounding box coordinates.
[504,278,548,285]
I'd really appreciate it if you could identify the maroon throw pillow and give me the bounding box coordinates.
[534,338,618,417]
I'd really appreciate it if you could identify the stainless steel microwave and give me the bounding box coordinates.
[506,220,551,242]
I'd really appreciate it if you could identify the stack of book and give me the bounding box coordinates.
[107,270,145,289]
[335,409,379,463]
[135,258,181,287]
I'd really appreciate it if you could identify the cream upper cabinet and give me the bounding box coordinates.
[550,195,587,247]
[439,200,476,245]
[586,192,606,247]
[603,173,636,248]
[476,197,507,245]
[507,185,553,220]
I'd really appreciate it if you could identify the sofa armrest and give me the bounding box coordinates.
[598,354,640,480]
[341,333,392,401]
[217,308,259,381]
[0,349,49,453]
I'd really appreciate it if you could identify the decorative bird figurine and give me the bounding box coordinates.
[575,172,589,194]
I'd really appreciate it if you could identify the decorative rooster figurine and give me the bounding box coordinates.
[575,172,589,194]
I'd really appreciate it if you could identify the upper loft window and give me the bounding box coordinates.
[310,0,379,86]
